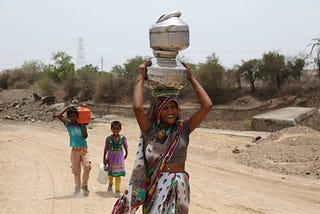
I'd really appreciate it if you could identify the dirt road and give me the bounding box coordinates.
[1,118,320,214]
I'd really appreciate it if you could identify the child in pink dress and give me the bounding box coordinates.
[103,121,128,197]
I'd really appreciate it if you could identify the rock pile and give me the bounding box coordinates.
[0,89,64,122]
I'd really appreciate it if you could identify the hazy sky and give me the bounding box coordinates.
[1,0,319,71]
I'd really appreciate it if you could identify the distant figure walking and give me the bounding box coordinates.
[57,106,91,196]
[103,121,128,197]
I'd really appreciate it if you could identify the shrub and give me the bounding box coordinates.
[13,79,31,89]
[35,77,58,96]
[243,118,252,131]
[93,76,117,103]
[0,71,9,89]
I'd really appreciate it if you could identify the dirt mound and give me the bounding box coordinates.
[0,88,60,122]
[0,88,36,104]
[233,95,262,108]
[236,126,320,178]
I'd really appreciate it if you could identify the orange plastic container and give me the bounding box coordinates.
[78,104,91,124]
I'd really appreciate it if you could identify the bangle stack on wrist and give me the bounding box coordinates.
[136,77,144,83]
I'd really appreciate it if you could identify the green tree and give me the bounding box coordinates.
[224,65,241,89]
[111,55,151,77]
[44,51,75,82]
[110,55,151,99]
[239,59,261,91]
[285,57,305,81]
[260,51,286,88]
[196,53,225,102]
[74,64,100,101]
[110,65,125,77]
[77,64,99,74]
[77,64,99,84]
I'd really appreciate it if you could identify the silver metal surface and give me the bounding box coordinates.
[146,11,190,90]
[149,11,189,52]
[144,58,187,89]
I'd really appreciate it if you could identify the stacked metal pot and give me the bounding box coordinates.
[144,11,190,95]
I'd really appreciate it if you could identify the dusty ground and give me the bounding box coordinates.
[1,118,320,214]
[1,89,320,213]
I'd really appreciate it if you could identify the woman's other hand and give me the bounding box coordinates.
[181,62,193,81]
[137,61,152,79]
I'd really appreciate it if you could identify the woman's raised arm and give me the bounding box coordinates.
[133,61,152,132]
[182,62,213,132]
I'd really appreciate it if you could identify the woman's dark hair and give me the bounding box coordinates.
[111,120,121,129]
[67,106,78,117]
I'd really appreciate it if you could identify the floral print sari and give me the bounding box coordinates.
[112,96,190,214]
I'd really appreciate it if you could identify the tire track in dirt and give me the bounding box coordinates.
[0,137,57,213]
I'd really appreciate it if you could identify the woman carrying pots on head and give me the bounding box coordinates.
[112,61,213,214]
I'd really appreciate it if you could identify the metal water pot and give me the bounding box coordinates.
[145,11,190,90]
[149,11,189,54]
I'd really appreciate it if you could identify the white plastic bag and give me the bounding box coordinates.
[97,163,108,184]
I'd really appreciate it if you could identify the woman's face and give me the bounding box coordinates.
[159,101,179,126]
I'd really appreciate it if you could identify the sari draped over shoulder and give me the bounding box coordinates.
[112,96,190,214]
